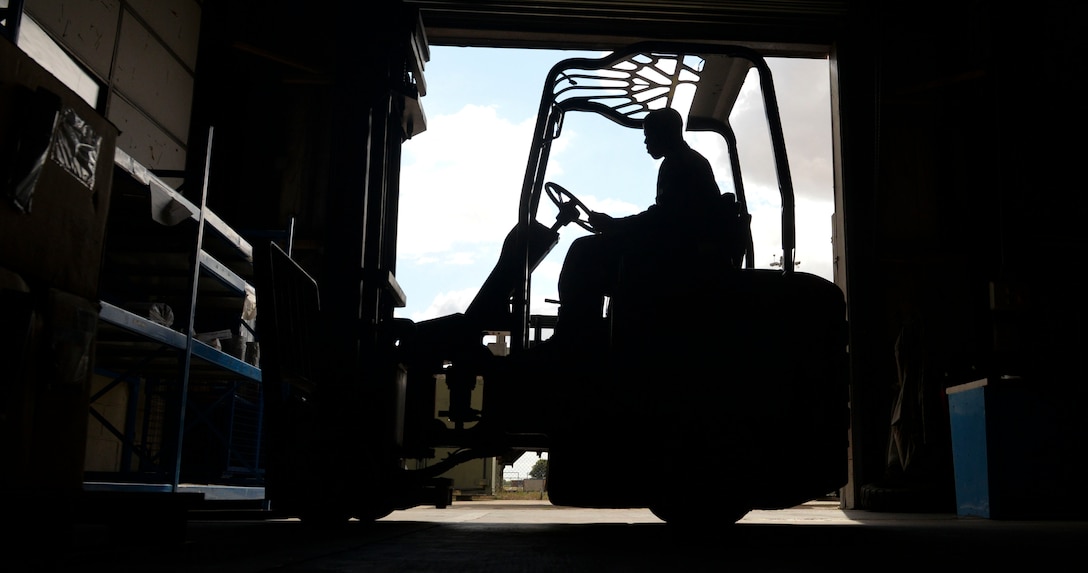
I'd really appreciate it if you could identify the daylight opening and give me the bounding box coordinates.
[394,47,834,330]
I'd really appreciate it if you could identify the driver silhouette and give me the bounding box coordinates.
[550,107,722,346]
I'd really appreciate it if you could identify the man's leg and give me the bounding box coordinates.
[555,234,617,340]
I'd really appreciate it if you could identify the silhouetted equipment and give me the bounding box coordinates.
[258,42,849,526]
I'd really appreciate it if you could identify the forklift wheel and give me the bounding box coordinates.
[354,504,395,522]
[650,503,749,527]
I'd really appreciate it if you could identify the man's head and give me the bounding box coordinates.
[643,107,685,159]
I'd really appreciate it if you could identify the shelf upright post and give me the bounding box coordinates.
[172,127,214,492]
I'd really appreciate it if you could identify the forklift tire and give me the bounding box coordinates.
[354,504,395,522]
[297,498,393,525]
[298,507,353,529]
[650,503,749,527]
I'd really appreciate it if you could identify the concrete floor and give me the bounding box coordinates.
[5,500,1086,572]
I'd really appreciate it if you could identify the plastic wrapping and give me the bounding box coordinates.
[4,91,101,213]
[49,106,101,192]
[241,283,257,322]
[240,285,259,366]
[122,302,175,327]
[148,302,174,327]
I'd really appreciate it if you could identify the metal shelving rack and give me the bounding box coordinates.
[87,131,267,503]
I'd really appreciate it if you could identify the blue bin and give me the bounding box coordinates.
[946,379,993,517]
[946,377,1077,519]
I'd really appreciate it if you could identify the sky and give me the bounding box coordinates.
[393,46,835,325]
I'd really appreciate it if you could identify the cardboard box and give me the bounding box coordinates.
[31,288,98,491]
[0,36,117,300]
[1,280,98,493]
[0,266,37,489]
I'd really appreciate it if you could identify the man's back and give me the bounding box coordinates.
[655,142,721,227]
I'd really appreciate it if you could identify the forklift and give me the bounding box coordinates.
[257,41,849,527]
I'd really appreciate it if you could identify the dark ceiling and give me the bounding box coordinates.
[405,0,848,56]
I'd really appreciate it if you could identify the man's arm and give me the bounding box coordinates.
[588,210,615,233]
[590,206,662,235]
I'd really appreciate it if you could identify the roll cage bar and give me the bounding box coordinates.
[511,42,798,350]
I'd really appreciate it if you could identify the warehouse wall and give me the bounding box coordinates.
[24,0,201,191]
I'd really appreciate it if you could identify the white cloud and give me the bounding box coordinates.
[583,196,642,218]
[722,59,834,205]
[529,258,563,312]
[445,251,480,266]
[396,51,837,324]
[794,196,835,280]
[398,104,546,259]
[744,184,834,280]
[533,258,563,284]
[411,287,480,322]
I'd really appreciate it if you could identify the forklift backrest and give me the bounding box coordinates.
[686,191,749,269]
[258,241,322,395]
[717,191,751,269]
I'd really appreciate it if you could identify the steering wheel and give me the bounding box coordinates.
[544,181,594,232]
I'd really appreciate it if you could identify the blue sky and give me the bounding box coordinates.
[394,46,834,324]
